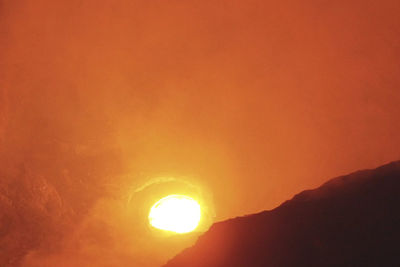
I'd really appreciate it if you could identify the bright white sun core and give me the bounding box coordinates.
[148,194,201,234]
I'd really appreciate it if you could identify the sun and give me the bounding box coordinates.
[149,194,201,234]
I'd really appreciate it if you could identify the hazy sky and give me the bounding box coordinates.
[1,0,400,266]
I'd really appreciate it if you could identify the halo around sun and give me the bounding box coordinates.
[148,194,201,234]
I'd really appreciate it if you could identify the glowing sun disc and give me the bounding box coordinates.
[149,195,201,234]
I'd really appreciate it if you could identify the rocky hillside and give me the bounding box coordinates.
[165,161,400,267]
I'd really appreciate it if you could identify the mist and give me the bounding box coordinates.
[1,0,399,266]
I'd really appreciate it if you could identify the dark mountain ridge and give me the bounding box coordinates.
[165,161,400,267]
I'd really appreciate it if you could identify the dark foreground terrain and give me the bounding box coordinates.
[165,161,400,267]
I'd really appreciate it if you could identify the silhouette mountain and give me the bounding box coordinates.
[164,161,400,267]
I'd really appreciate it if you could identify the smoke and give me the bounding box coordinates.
[1,0,400,266]
[19,175,214,267]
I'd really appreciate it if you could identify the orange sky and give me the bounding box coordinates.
[1,0,400,266]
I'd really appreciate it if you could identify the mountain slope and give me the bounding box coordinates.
[165,161,400,267]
